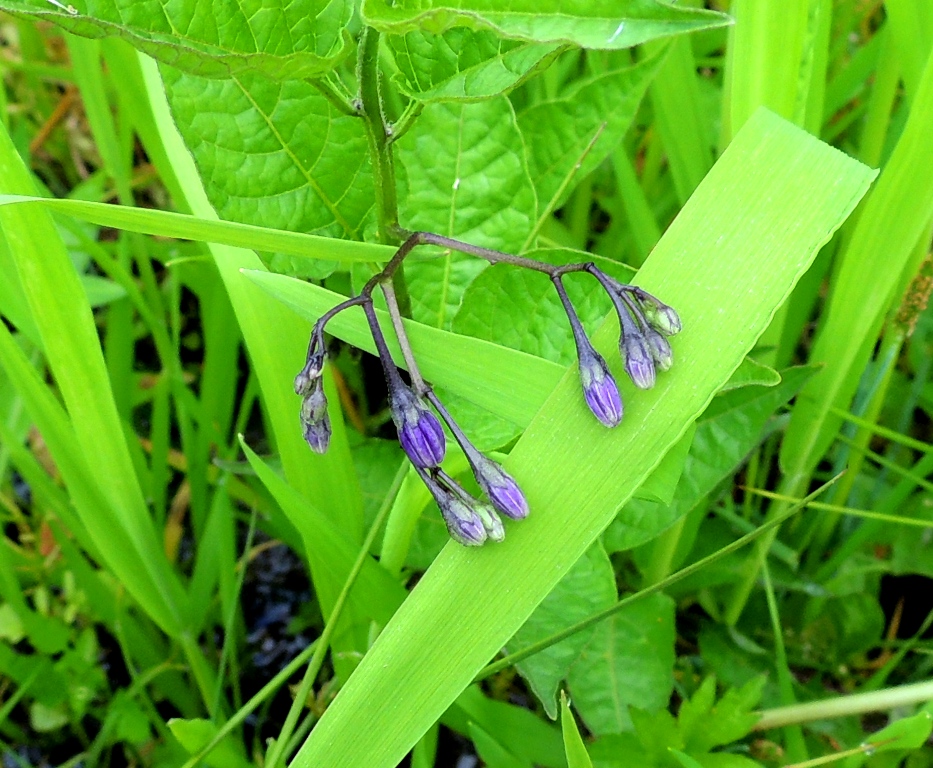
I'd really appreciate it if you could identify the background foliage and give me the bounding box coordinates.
[0,1,932,767]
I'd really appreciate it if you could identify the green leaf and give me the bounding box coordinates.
[670,751,705,768]
[469,723,534,768]
[517,54,663,212]
[509,543,617,720]
[288,110,875,768]
[780,48,933,483]
[388,28,560,101]
[244,272,561,427]
[561,693,595,768]
[679,676,765,754]
[362,0,732,50]
[0,0,353,80]
[448,686,566,768]
[0,194,395,263]
[29,701,69,733]
[607,366,817,554]
[568,593,676,735]
[453,250,634,367]
[161,67,374,240]
[397,96,536,327]
[169,718,252,768]
[865,711,933,753]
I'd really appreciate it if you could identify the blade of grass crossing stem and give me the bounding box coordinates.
[290,110,875,768]
[0,118,191,635]
[137,53,371,667]
[723,46,933,625]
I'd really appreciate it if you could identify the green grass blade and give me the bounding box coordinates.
[290,109,875,768]
[0,194,394,264]
[0,118,189,635]
[780,48,933,485]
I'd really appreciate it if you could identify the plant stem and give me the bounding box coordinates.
[358,26,399,243]
[755,680,933,730]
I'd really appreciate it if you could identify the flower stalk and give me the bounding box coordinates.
[294,230,680,545]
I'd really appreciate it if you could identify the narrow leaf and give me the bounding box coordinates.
[291,111,875,767]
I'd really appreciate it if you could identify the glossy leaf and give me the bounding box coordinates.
[388,28,560,101]
[397,96,536,327]
[517,54,663,212]
[162,68,374,241]
[362,0,732,51]
[567,593,676,734]
[0,0,353,80]
[509,543,617,719]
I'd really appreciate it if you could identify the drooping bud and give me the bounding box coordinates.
[622,331,656,390]
[439,495,487,546]
[579,346,624,428]
[299,378,331,453]
[470,453,529,520]
[645,329,673,371]
[474,504,506,543]
[390,383,446,468]
[635,289,682,336]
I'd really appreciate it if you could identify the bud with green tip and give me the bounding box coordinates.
[475,503,506,542]
[634,288,682,336]
[645,329,673,371]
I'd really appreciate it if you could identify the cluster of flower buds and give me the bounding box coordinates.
[293,231,680,546]
[554,267,681,428]
[294,290,529,546]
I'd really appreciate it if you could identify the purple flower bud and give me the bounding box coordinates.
[299,379,331,453]
[438,494,487,546]
[579,348,624,428]
[471,454,529,519]
[646,329,673,371]
[475,504,505,543]
[622,332,656,389]
[390,384,446,468]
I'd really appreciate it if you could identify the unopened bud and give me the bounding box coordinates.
[635,290,681,336]
[299,379,331,453]
[438,494,487,546]
[622,332,656,390]
[471,454,529,519]
[475,504,506,542]
[646,330,673,371]
[390,384,446,468]
[579,347,624,428]
[295,331,326,396]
